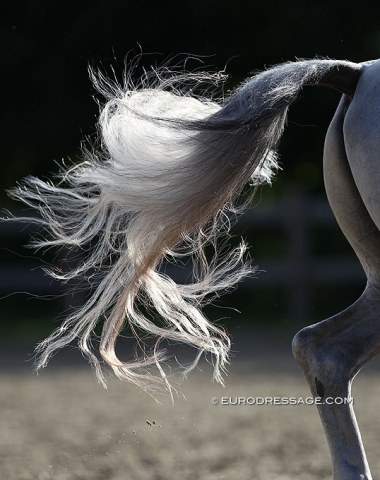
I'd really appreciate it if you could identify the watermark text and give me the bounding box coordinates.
[211,396,353,406]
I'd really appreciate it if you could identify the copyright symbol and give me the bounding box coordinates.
[211,397,219,405]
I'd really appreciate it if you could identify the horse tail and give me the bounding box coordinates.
[9,58,362,396]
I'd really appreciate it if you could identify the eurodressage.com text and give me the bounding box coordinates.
[210,396,354,406]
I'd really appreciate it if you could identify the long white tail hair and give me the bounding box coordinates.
[9,58,361,395]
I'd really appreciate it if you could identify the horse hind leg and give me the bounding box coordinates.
[292,292,380,480]
[293,94,380,480]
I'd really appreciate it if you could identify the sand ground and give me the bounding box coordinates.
[1,334,380,480]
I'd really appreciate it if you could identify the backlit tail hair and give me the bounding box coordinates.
[9,58,361,396]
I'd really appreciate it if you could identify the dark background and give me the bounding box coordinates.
[1,0,379,342]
